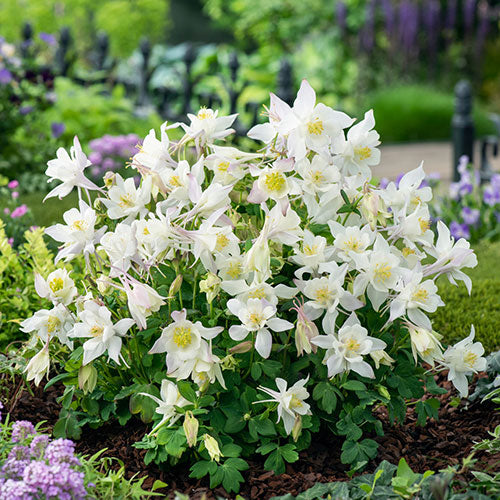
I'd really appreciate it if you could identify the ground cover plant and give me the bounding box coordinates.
[20,80,487,494]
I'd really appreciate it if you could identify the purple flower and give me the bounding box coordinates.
[30,435,50,460]
[10,204,28,218]
[461,206,480,225]
[7,180,18,189]
[464,0,476,37]
[0,478,36,499]
[7,238,13,247]
[51,122,65,139]
[336,1,348,36]
[379,177,390,189]
[11,421,35,442]
[0,68,12,85]
[39,32,56,46]
[11,191,18,199]
[45,439,80,467]
[19,106,33,115]
[102,157,117,170]
[483,185,500,206]
[449,221,471,240]
[380,0,395,38]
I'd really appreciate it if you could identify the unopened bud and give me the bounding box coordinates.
[168,275,183,298]
[24,345,50,386]
[370,350,395,369]
[103,171,116,188]
[78,363,98,394]
[183,411,199,448]
[97,274,112,295]
[229,341,253,354]
[203,434,223,462]
[199,272,221,303]
[376,384,391,401]
[292,415,303,442]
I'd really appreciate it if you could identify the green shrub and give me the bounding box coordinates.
[364,85,496,143]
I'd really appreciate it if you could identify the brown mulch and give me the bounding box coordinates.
[4,374,500,499]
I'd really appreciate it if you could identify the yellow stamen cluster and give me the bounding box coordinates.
[169,175,182,187]
[419,218,430,232]
[90,325,104,337]
[227,262,241,279]
[264,172,286,192]
[71,220,88,232]
[373,263,392,283]
[173,326,192,348]
[311,171,324,184]
[303,244,318,256]
[248,313,264,327]
[197,108,214,120]
[216,234,230,251]
[307,119,324,135]
[47,316,61,334]
[119,194,134,208]
[412,288,429,303]
[249,287,266,299]
[315,287,332,305]
[464,351,478,366]
[49,277,64,293]
[345,338,361,353]
[402,247,415,257]
[354,146,372,161]
[344,237,361,252]
[218,161,230,172]
[290,395,303,408]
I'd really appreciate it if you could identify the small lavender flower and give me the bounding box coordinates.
[464,0,476,37]
[0,68,12,85]
[483,185,500,206]
[449,221,470,240]
[0,478,36,499]
[30,434,50,460]
[45,438,80,466]
[380,0,395,38]
[379,177,390,189]
[461,206,480,225]
[51,122,65,139]
[11,421,35,442]
[336,1,348,36]
[39,32,57,46]
[19,105,33,115]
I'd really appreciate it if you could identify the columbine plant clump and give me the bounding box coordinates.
[22,80,486,493]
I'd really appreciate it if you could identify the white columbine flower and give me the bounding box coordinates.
[20,304,74,348]
[290,230,335,279]
[44,136,98,200]
[140,379,190,433]
[332,110,380,179]
[205,145,259,185]
[227,298,293,359]
[24,345,50,386]
[100,223,139,276]
[256,377,311,435]
[248,158,294,204]
[34,269,77,306]
[312,312,387,379]
[408,325,443,366]
[329,221,375,267]
[442,326,487,397]
[45,200,107,263]
[149,309,223,366]
[182,108,237,147]
[283,79,354,160]
[69,300,135,365]
[100,174,152,223]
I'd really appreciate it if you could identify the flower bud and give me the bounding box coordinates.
[78,363,98,394]
[199,273,221,303]
[24,345,50,386]
[370,349,395,369]
[376,384,391,401]
[103,171,116,188]
[361,191,390,230]
[292,415,303,442]
[183,411,199,448]
[292,299,318,356]
[229,341,253,354]
[203,434,223,462]
[168,275,183,298]
[97,274,112,295]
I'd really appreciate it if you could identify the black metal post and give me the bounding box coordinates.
[137,37,151,107]
[55,27,72,76]
[182,43,196,115]
[94,32,109,71]
[276,59,294,106]
[452,80,475,181]
[20,22,33,59]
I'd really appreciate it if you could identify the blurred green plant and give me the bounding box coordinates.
[0,0,170,59]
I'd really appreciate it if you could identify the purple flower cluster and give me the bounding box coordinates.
[450,155,477,200]
[483,174,500,207]
[0,425,87,500]
[88,134,140,179]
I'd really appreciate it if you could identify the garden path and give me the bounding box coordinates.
[378,141,500,182]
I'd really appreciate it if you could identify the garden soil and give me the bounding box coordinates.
[5,373,500,499]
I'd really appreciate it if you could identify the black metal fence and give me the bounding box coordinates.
[18,22,294,137]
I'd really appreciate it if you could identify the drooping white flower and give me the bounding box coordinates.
[205,145,259,185]
[290,230,335,279]
[256,377,311,435]
[20,304,74,348]
[227,298,293,358]
[24,345,50,386]
[100,174,152,223]
[34,268,77,306]
[408,325,443,366]
[442,326,487,397]
[125,282,165,330]
[312,313,386,378]
[140,379,190,433]
[45,200,107,263]
[69,300,134,365]
[44,136,98,200]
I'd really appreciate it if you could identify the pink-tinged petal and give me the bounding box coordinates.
[255,328,272,358]
[247,181,268,204]
[293,80,316,117]
[171,309,187,323]
[187,173,202,203]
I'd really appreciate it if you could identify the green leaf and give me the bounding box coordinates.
[342,380,367,392]
[261,360,282,378]
[250,363,262,380]
[53,411,82,440]
[221,443,243,458]
[177,381,197,403]
[256,442,278,455]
